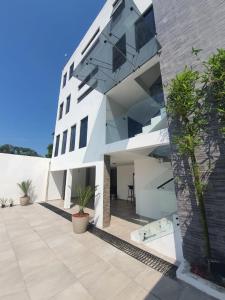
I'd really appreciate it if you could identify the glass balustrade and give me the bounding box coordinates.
[73,1,161,95]
[106,98,167,144]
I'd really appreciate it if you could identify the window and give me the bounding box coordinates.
[54,135,60,157]
[69,125,76,152]
[61,130,68,154]
[135,6,156,51]
[59,103,64,120]
[62,73,67,88]
[78,81,97,103]
[81,28,100,55]
[66,95,71,114]
[111,0,125,22]
[112,34,126,72]
[78,67,98,90]
[69,63,74,79]
[79,116,88,148]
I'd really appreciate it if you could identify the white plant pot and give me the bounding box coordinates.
[20,196,30,206]
[72,213,89,234]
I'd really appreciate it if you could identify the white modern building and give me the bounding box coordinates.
[48,0,181,262]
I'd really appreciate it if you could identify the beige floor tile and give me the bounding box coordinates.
[14,239,47,260]
[78,259,110,287]
[83,266,131,300]
[18,247,57,277]
[110,281,157,300]
[0,290,30,300]
[0,247,16,262]
[90,240,119,262]
[51,282,93,300]
[11,232,42,248]
[52,240,88,264]
[66,251,105,278]
[0,264,26,298]
[24,261,76,300]
[108,251,149,279]
[0,231,10,243]
[135,268,163,290]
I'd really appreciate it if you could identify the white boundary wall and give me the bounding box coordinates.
[0,154,50,204]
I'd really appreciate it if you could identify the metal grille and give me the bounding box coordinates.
[39,202,177,278]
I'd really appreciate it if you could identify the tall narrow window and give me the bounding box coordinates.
[112,34,126,72]
[62,73,67,88]
[111,0,125,22]
[69,125,76,152]
[54,135,60,157]
[135,6,156,51]
[69,63,74,79]
[61,130,68,154]
[79,116,88,148]
[59,102,64,120]
[66,95,71,114]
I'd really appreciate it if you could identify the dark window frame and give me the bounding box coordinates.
[66,95,71,114]
[78,67,98,90]
[79,116,88,149]
[77,81,97,103]
[54,135,60,157]
[59,102,64,120]
[135,5,156,51]
[62,73,67,88]
[69,124,76,152]
[111,0,125,22]
[80,38,100,65]
[61,130,68,155]
[69,63,74,79]
[112,34,127,72]
[81,28,100,56]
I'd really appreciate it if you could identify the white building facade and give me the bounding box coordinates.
[48,0,179,260]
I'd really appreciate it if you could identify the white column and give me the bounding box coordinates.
[64,169,72,209]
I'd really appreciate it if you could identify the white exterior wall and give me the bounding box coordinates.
[134,157,177,219]
[47,170,65,201]
[117,164,134,200]
[0,154,50,204]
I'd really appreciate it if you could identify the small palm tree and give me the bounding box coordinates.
[17,180,32,197]
[77,186,95,215]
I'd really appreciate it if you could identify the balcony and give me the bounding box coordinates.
[106,62,167,145]
[73,2,160,95]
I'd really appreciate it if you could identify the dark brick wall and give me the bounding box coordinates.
[153,0,225,264]
[103,155,111,227]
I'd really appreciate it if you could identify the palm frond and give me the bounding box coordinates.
[77,185,95,214]
[17,180,32,197]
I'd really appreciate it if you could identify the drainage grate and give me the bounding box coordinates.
[39,202,177,278]
[40,202,72,221]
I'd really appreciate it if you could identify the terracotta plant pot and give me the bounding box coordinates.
[20,196,30,206]
[72,213,89,234]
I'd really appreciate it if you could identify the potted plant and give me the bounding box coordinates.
[17,180,32,206]
[8,199,14,207]
[72,186,95,234]
[0,198,6,208]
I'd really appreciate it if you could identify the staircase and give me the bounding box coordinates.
[141,107,167,134]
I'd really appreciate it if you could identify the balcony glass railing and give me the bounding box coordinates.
[106,97,167,144]
[131,212,177,244]
[73,1,160,95]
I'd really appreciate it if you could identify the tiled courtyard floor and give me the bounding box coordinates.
[50,199,175,264]
[0,204,215,300]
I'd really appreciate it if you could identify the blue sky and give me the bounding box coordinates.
[0,0,105,156]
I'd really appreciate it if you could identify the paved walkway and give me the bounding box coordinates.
[0,204,215,300]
